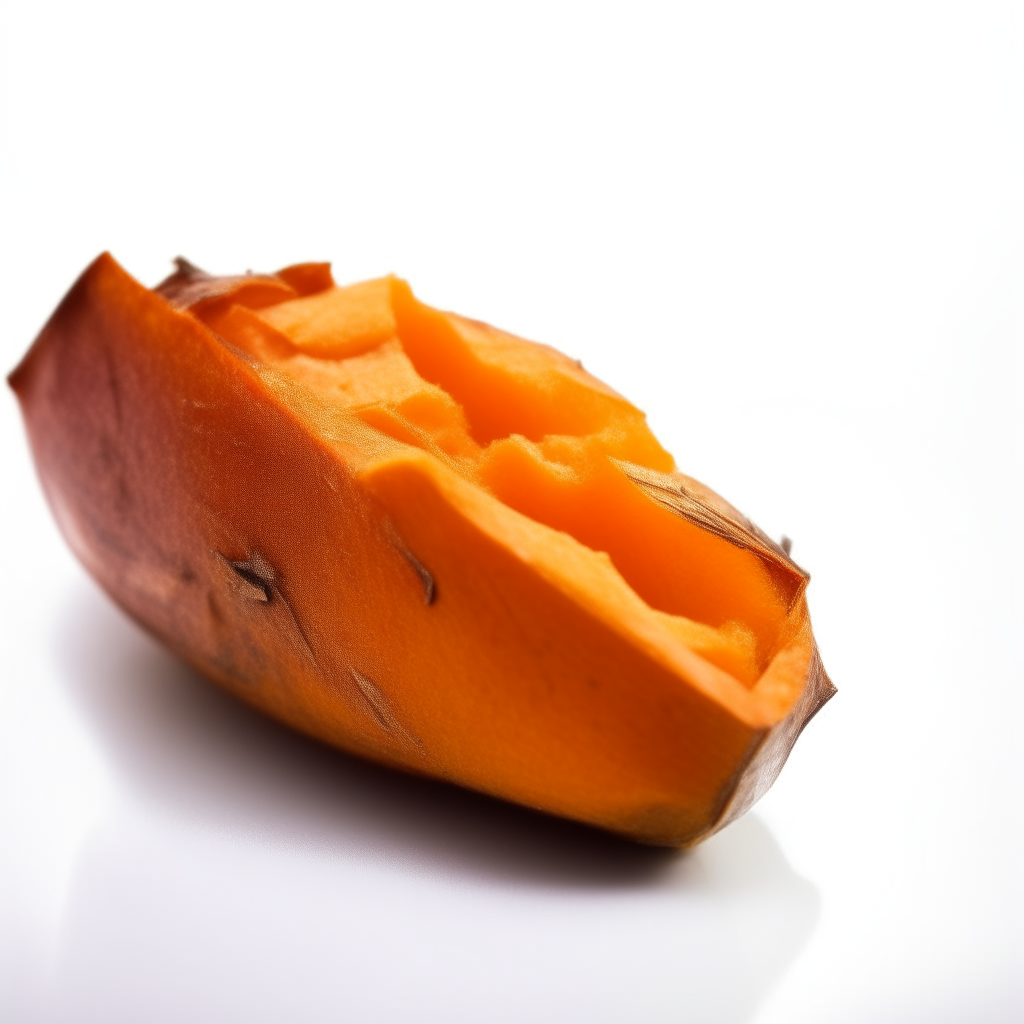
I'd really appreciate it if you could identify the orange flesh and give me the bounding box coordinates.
[10,254,833,846]
[200,276,794,689]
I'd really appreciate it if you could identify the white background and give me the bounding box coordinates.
[1,2,1022,1021]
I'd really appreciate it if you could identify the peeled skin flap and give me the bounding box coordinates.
[8,253,834,846]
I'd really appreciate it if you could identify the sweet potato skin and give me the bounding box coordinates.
[9,254,833,845]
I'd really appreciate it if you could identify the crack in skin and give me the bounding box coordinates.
[215,550,274,602]
[225,559,272,602]
[383,521,436,606]
[401,548,436,605]
[214,550,317,664]
[349,666,423,750]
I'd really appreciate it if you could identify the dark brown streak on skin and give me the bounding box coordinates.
[102,345,123,429]
[402,548,436,605]
[383,520,436,605]
[349,666,424,751]
[611,458,810,612]
[214,550,318,664]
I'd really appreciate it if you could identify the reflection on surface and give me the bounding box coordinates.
[52,582,820,1024]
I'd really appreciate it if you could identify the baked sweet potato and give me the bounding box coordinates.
[8,254,834,846]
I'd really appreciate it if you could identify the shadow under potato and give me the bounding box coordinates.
[57,577,820,893]
[51,580,823,1024]
[57,579,689,889]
